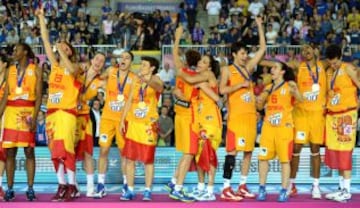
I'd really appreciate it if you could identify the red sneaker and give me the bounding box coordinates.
[236,184,255,199]
[220,187,243,201]
[51,184,67,202]
[0,187,4,200]
[63,185,77,202]
[288,183,297,197]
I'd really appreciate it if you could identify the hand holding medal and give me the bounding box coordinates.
[117,70,128,102]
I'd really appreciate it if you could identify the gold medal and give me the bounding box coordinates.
[15,87,23,94]
[328,90,335,97]
[138,101,147,109]
[117,94,124,102]
[312,83,320,92]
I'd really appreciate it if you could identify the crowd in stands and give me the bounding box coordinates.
[0,0,359,147]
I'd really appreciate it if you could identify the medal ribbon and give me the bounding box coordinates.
[330,68,340,90]
[139,83,148,102]
[81,72,98,94]
[117,70,129,95]
[269,81,285,95]
[234,64,251,81]
[306,62,319,84]
[16,62,28,88]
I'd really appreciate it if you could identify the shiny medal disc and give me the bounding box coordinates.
[15,87,23,94]
[138,101,147,109]
[312,83,320,92]
[117,94,124,102]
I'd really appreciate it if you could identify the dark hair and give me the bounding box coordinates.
[325,44,342,60]
[0,54,10,68]
[17,43,35,60]
[205,54,220,78]
[231,41,248,55]
[185,50,201,69]
[278,61,295,82]
[61,41,78,63]
[141,56,159,74]
[123,51,134,61]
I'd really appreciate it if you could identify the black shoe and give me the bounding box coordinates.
[26,187,37,201]
[4,189,15,201]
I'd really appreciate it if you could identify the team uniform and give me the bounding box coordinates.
[0,78,6,161]
[75,72,102,160]
[195,86,222,171]
[174,68,199,155]
[293,61,326,144]
[226,65,256,152]
[99,67,135,149]
[46,64,81,172]
[2,64,37,149]
[122,80,160,164]
[325,63,357,171]
[258,82,294,162]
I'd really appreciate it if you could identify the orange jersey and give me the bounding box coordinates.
[264,82,294,127]
[102,67,135,121]
[198,85,222,125]
[174,68,199,117]
[326,63,358,112]
[126,79,159,123]
[0,77,5,99]
[227,65,256,118]
[7,64,37,101]
[296,61,326,111]
[47,64,81,110]
[77,72,102,115]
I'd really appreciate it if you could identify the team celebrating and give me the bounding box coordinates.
[0,6,358,204]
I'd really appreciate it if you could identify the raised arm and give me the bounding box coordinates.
[141,74,164,93]
[197,82,220,102]
[246,16,266,73]
[173,25,185,70]
[36,7,57,65]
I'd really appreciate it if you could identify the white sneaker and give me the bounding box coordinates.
[86,184,95,197]
[311,185,321,199]
[189,188,205,199]
[332,189,351,203]
[325,189,342,200]
[196,192,216,201]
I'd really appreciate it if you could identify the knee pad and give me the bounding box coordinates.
[223,155,235,179]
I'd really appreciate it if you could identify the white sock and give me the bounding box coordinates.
[289,178,295,185]
[87,174,94,186]
[207,185,214,194]
[175,184,182,191]
[98,174,105,184]
[343,179,351,192]
[171,177,177,184]
[145,187,151,191]
[0,176,2,187]
[240,175,247,185]
[128,186,134,192]
[57,163,66,185]
[67,169,75,185]
[123,175,127,185]
[313,178,319,186]
[197,182,205,191]
[223,179,231,188]
[339,176,344,189]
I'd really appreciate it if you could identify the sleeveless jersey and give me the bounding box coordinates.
[7,63,37,101]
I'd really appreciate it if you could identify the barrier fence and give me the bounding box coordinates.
[8,147,360,184]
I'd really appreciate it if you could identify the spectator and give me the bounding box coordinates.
[177,2,188,30]
[191,21,205,44]
[6,29,19,45]
[90,99,102,147]
[35,111,47,146]
[185,0,198,31]
[158,106,174,147]
[206,0,222,28]
[265,24,277,45]
[158,62,175,87]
